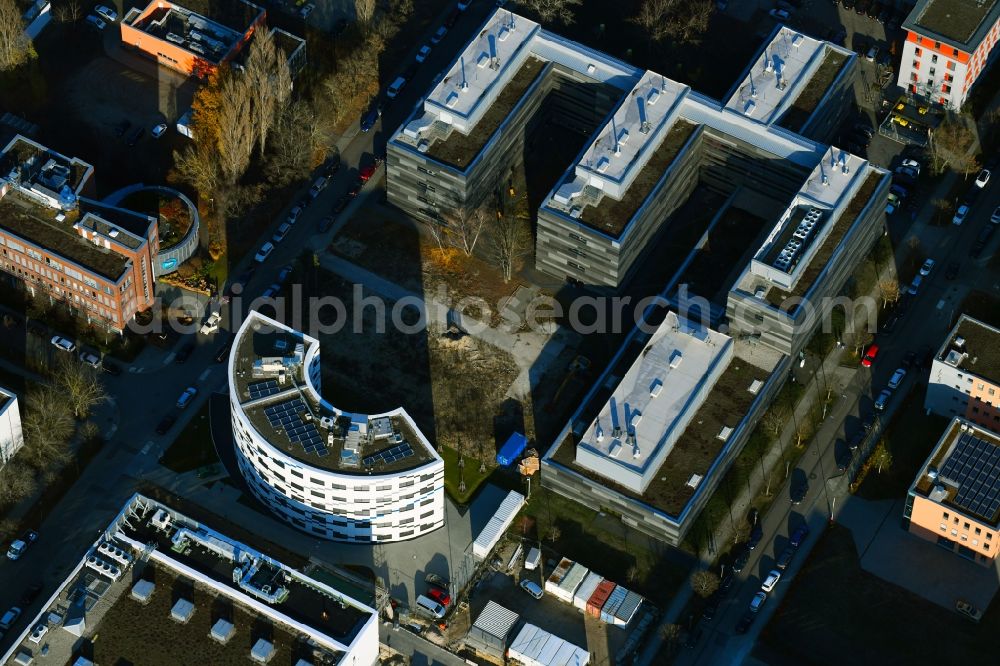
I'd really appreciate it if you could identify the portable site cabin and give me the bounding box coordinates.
[573,572,603,610]
[472,490,526,559]
[508,623,590,666]
[465,601,519,660]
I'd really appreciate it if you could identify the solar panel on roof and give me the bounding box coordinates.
[940,432,1000,520]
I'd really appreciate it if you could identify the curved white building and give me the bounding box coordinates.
[229,311,445,543]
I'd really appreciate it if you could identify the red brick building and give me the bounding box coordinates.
[0,136,158,332]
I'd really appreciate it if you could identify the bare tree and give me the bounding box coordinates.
[355,0,376,25]
[659,623,682,646]
[690,570,720,598]
[878,280,900,307]
[520,0,582,25]
[245,27,291,157]
[843,327,874,357]
[171,144,220,197]
[52,357,107,419]
[930,116,979,176]
[491,197,532,284]
[872,440,894,475]
[0,461,36,506]
[267,100,327,185]
[216,75,256,184]
[546,524,561,543]
[21,386,74,465]
[0,0,34,72]
[447,207,489,257]
[633,0,713,45]
[762,406,788,437]
[626,564,641,584]
[53,0,83,23]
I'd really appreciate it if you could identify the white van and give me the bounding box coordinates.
[524,547,541,571]
[415,594,446,619]
[386,76,406,99]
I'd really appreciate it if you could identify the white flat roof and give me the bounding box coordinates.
[575,312,733,493]
[725,26,834,125]
[424,10,540,132]
[570,70,689,197]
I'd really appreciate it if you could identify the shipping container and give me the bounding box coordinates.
[508,623,590,666]
[586,580,615,618]
[612,590,643,626]
[466,601,519,659]
[552,562,589,603]
[496,431,528,466]
[544,558,573,596]
[573,572,603,610]
[472,490,525,559]
[600,585,627,624]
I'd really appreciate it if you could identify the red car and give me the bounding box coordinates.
[427,587,451,607]
[861,344,879,368]
[359,163,377,182]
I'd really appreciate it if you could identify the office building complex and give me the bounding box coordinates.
[896,0,1000,110]
[0,386,22,468]
[926,315,1000,432]
[904,419,1000,566]
[121,0,265,78]
[0,494,379,666]
[543,310,786,545]
[229,311,445,543]
[0,136,158,332]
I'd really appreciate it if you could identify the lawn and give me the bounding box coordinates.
[441,444,494,505]
[515,486,692,606]
[854,391,949,501]
[160,403,219,474]
[757,525,1000,666]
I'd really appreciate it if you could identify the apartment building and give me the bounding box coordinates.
[0,136,158,332]
[0,494,379,666]
[904,419,1000,566]
[0,386,22,468]
[229,311,445,543]
[896,0,1000,110]
[926,315,1000,432]
[120,0,265,78]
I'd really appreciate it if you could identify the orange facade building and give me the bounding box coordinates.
[120,0,265,78]
[0,136,158,332]
[905,419,1000,566]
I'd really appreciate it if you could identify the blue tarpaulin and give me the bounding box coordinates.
[496,432,528,467]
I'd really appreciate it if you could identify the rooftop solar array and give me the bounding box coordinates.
[941,431,1000,521]
[248,379,281,400]
[363,442,414,467]
[263,398,328,457]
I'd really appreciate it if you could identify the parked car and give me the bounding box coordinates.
[861,344,879,367]
[956,600,983,622]
[953,204,970,225]
[331,195,350,215]
[287,203,304,225]
[85,14,106,30]
[200,311,221,335]
[176,387,198,409]
[214,337,233,363]
[360,104,381,132]
[769,8,790,19]
[298,2,314,18]
[789,524,810,548]
[272,222,292,243]
[702,594,721,620]
[847,429,864,451]
[415,594,446,618]
[0,607,22,631]
[760,570,782,593]
[886,192,901,215]
[919,258,935,276]
[888,367,906,389]
[359,163,378,182]
[94,4,117,21]
[155,414,177,435]
[6,531,37,561]
[900,158,921,175]
[836,448,853,473]
[174,342,195,364]
[874,388,892,411]
[19,584,42,607]
[386,76,406,99]
[427,586,451,607]
[255,242,275,263]
[431,25,448,44]
[790,480,808,505]
[520,579,544,599]
[151,123,168,138]
[445,6,462,26]
[50,335,75,353]
[260,283,281,299]
[416,45,432,62]
[308,176,329,200]
[908,274,922,296]
[975,169,991,188]
[735,613,754,634]
[78,351,100,368]
[749,591,767,613]
[748,522,764,550]
[276,264,293,284]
